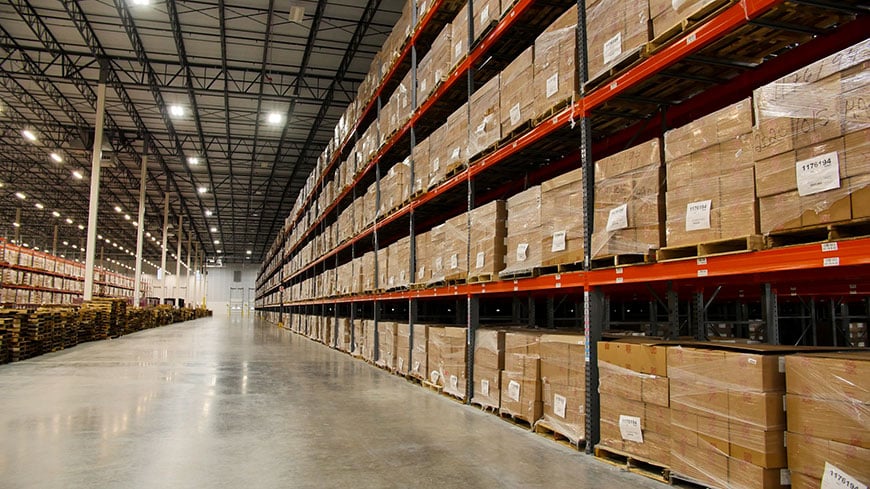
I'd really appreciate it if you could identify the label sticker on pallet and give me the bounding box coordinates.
[476,252,486,269]
[510,103,522,126]
[454,41,464,61]
[618,415,643,443]
[480,4,490,25]
[450,375,458,389]
[546,74,559,98]
[397,357,404,371]
[552,231,567,252]
[686,200,712,231]
[481,379,490,397]
[821,462,866,489]
[604,32,623,65]
[797,151,840,196]
[450,253,459,270]
[606,204,629,232]
[554,394,567,418]
[413,361,420,373]
[517,243,529,262]
[508,380,521,401]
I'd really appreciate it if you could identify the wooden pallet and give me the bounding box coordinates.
[470,400,499,414]
[657,235,763,262]
[502,119,534,143]
[533,421,584,450]
[498,267,542,281]
[534,97,575,125]
[669,471,721,489]
[584,45,650,92]
[649,0,737,51]
[421,380,443,394]
[468,273,495,284]
[539,260,585,274]
[766,218,870,249]
[497,410,535,430]
[593,445,670,484]
[591,252,656,269]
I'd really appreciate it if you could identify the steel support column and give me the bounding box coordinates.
[83,66,107,302]
[584,288,604,454]
[160,192,169,305]
[134,140,148,307]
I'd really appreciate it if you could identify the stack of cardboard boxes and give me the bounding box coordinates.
[501,46,535,137]
[500,330,543,423]
[665,98,758,247]
[534,6,578,119]
[410,324,429,381]
[472,328,506,409]
[376,321,398,370]
[501,186,543,277]
[598,340,670,467]
[669,346,790,489]
[785,352,869,489]
[754,39,869,233]
[397,323,411,375]
[539,333,587,444]
[387,237,410,290]
[469,75,501,157]
[585,0,650,84]
[541,168,584,267]
[468,200,507,281]
[428,326,468,399]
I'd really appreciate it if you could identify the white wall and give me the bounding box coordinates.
[202,265,259,314]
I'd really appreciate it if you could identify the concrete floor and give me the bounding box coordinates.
[0,315,664,489]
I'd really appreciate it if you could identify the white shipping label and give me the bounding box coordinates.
[552,231,567,252]
[546,73,559,98]
[481,379,490,397]
[451,147,461,160]
[603,32,623,65]
[450,375,459,389]
[510,103,522,126]
[508,380,521,401]
[480,5,490,25]
[450,253,459,270]
[420,79,427,94]
[778,356,786,373]
[430,370,440,383]
[397,357,404,370]
[685,199,712,232]
[432,157,440,172]
[400,271,406,281]
[797,151,841,196]
[672,0,689,10]
[517,243,529,262]
[554,394,567,419]
[606,204,629,232]
[454,41,463,60]
[821,462,867,489]
[418,266,426,279]
[780,469,791,486]
[618,415,644,443]
[413,361,421,373]
[435,257,443,271]
[476,252,486,269]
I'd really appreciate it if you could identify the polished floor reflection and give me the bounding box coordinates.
[0,315,663,489]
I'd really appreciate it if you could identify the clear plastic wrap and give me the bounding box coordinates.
[414,230,432,286]
[427,123,448,187]
[585,1,648,82]
[391,236,411,289]
[534,6,577,120]
[410,323,429,381]
[667,346,793,489]
[443,102,469,176]
[412,136,431,194]
[468,74,501,158]
[754,39,869,234]
[377,245,389,291]
[428,224,447,284]
[468,200,507,280]
[500,330,543,423]
[501,186,543,277]
[338,317,352,352]
[539,333,586,444]
[364,181,378,226]
[362,251,375,293]
[418,24,452,106]
[472,328,506,409]
[473,0,501,44]
[442,212,469,282]
[427,326,467,399]
[450,5,468,70]
[376,321,397,369]
[363,319,377,363]
[541,168,584,266]
[592,139,662,258]
[500,46,535,137]
[397,322,411,375]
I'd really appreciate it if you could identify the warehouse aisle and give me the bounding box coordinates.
[0,315,662,489]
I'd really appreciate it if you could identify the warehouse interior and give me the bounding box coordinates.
[1,0,869,488]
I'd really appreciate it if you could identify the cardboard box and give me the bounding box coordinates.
[472,365,502,409]
[397,322,411,375]
[598,340,668,377]
[651,0,724,39]
[500,363,543,422]
[723,350,787,392]
[541,168,584,266]
[501,186,543,276]
[427,124,448,187]
[472,0,501,44]
[469,74,501,157]
[727,390,786,429]
[469,200,507,279]
[376,321,398,369]
[450,5,468,70]
[786,394,870,448]
[500,46,535,136]
[541,381,585,442]
[474,328,506,370]
[410,324,428,380]
[729,419,787,468]
[586,0,649,82]
[443,102,469,174]
[413,136,431,193]
[666,98,754,161]
[728,458,789,489]
[671,438,729,488]
[534,5,578,120]
[427,326,467,399]
[599,360,644,402]
[786,351,870,402]
[786,431,870,487]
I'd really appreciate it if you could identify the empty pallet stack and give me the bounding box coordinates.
[597,339,670,472]
[784,351,869,489]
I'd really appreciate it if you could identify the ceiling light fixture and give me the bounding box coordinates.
[246,250,252,255]
[214,240,220,244]
[72,171,83,179]
[205,210,212,216]
[12,222,20,228]
[188,156,199,165]
[52,211,60,217]
[65,218,73,224]
[50,152,63,163]
[197,186,207,194]
[78,224,84,230]
[210,226,217,232]
[169,105,184,117]
[35,203,44,209]
[22,130,36,141]
[114,206,122,213]
[267,112,283,124]
[15,192,25,200]
[124,214,131,220]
